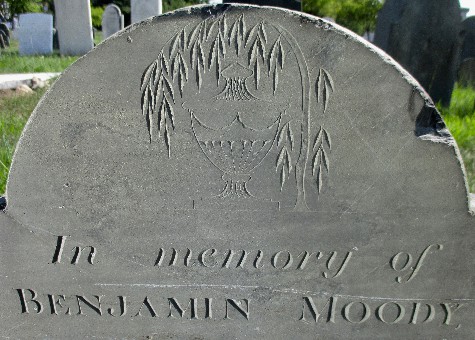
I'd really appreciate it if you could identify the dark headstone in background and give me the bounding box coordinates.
[458,57,475,87]
[461,16,475,61]
[223,0,301,11]
[373,0,408,51]
[374,0,461,106]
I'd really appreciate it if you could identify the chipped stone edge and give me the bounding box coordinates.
[6,4,474,215]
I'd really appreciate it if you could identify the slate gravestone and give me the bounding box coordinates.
[131,0,162,24]
[223,0,301,11]
[458,58,475,87]
[54,0,94,56]
[17,13,53,55]
[373,0,408,51]
[461,16,475,61]
[373,0,461,106]
[102,4,124,40]
[0,5,474,339]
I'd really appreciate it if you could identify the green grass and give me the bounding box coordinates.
[0,39,78,74]
[0,88,48,193]
[438,84,475,193]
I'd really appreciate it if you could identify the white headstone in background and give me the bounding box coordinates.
[18,13,53,56]
[54,0,94,56]
[131,0,162,24]
[102,4,124,39]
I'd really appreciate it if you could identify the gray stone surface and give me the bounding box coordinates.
[54,0,94,56]
[373,0,461,106]
[223,0,301,11]
[17,13,53,55]
[102,4,124,40]
[131,0,162,24]
[1,4,474,339]
[461,16,475,61]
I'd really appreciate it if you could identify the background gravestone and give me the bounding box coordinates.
[131,0,162,24]
[458,58,475,87]
[461,16,475,61]
[223,0,301,11]
[17,13,53,55]
[373,0,461,106]
[373,0,408,51]
[54,0,94,56]
[0,5,473,339]
[102,4,124,40]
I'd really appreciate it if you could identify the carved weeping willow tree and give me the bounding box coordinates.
[140,13,335,210]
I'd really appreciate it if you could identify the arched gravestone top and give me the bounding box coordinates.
[1,5,474,339]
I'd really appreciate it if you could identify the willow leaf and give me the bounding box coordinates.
[317,164,323,193]
[152,60,161,86]
[221,17,228,37]
[276,146,286,168]
[313,127,323,150]
[249,38,258,66]
[218,33,226,56]
[277,124,286,146]
[278,41,285,69]
[245,24,259,47]
[141,62,155,92]
[163,76,175,103]
[255,60,260,89]
[280,167,286,191]
[322,148,329,172]
[180,28,186,51]
[190,40,197,70]
[165,96,175,129]
[323,128,331,149]
[160,54,169,75]
[312,148,322,176]
[164,121,171,158]
[273,67,278,95]
[171,54,180,80]
[169,33,180,58]
[257,36,266,63]
[229,19,238,46]
[197,42,205,72]
[178,68,184,97]
[180,53,188,81]
[285,148,292,172]
[239,15,246,38]
[216,53,222,85]
[287,124,294,150]
[197,65,202,91]
[188,22,202,48]
[207,20,218,40]
[260,23,268,44]
[269,39,279,74]
[209,37,217,70]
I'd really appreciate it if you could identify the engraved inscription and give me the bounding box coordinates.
[299,296,466,328]
[51,235,97,265]
[15,288,469,329]
[153,247,354,278]
[390,244,443,283]
[16,289,249,321]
